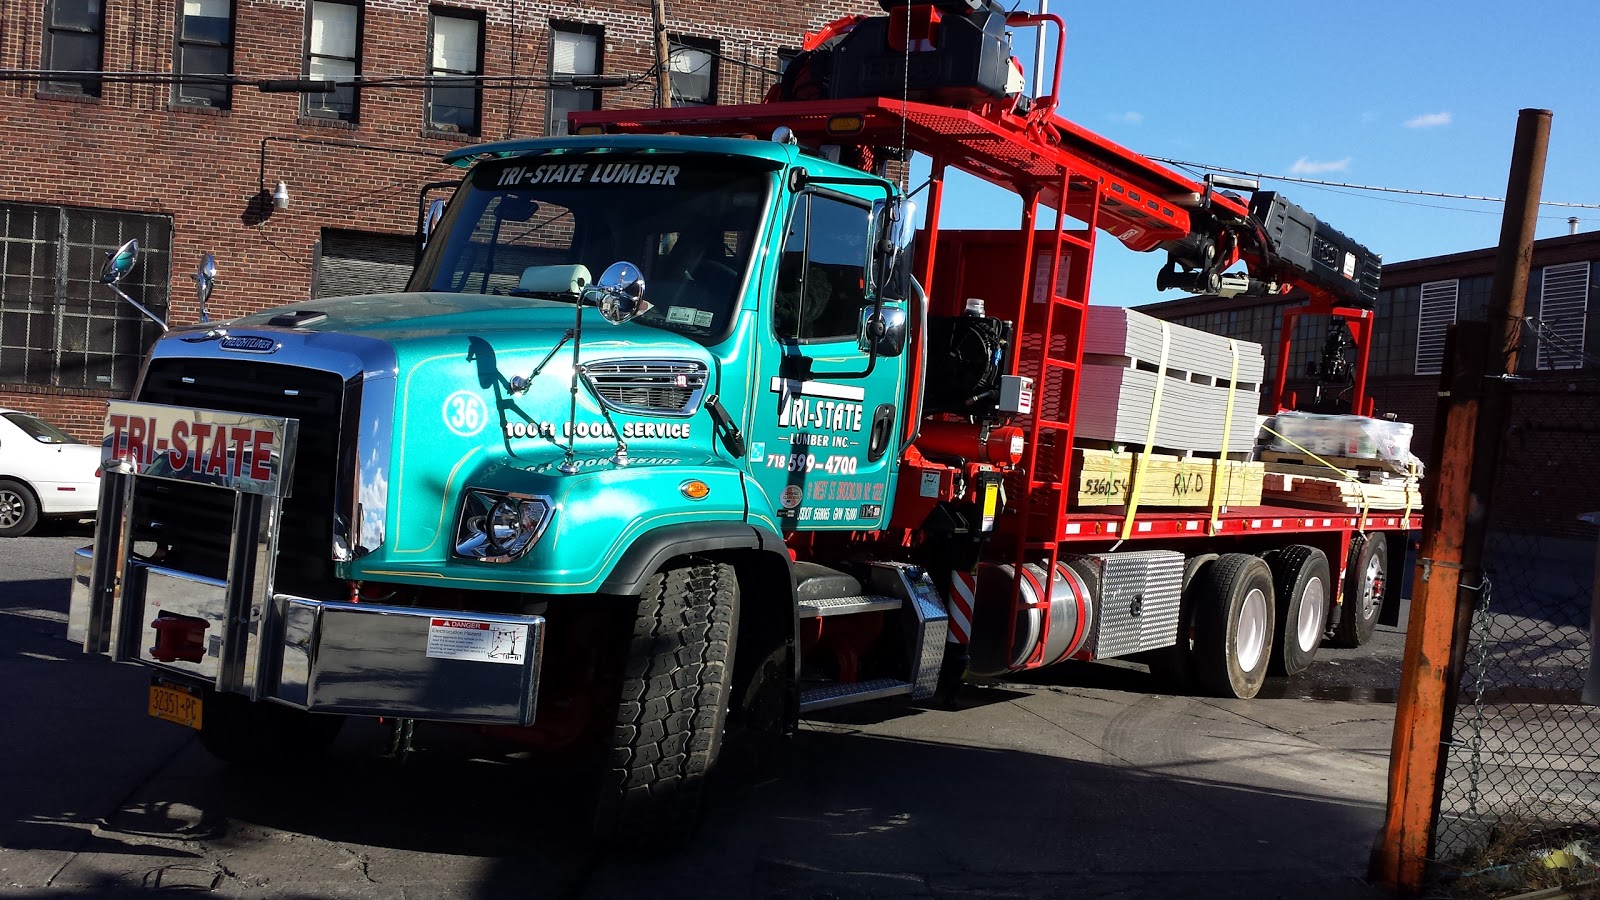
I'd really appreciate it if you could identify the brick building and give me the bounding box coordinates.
[1138,230,1600,537]
[0,0,874,437]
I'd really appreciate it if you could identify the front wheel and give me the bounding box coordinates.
[593,560,738,842]
[1192,554,1276,699]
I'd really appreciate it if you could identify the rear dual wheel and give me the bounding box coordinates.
[1330,535,1388,648]
[1266,546,1331,677]
[1193,554,1276,700]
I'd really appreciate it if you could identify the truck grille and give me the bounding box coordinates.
[135,359,346,600]
[582,359,707,417]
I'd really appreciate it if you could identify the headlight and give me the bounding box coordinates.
[454,490,551,562]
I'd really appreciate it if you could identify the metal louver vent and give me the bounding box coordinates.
[1536,261,1590,371]
[1416,279,1459,376]
[582,359,708,417]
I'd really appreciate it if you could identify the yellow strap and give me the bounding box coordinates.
[1261,421,1371,533]
[1208,339,1241,535]
[1122,322,1171,541]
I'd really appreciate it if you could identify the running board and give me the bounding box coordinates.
[797,595,901,618]
[799,678,913,713]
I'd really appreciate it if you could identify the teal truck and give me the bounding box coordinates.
[68,1,1412,839]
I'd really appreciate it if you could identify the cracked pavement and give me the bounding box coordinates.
[3,528,1408,899]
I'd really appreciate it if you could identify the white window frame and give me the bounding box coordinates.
[1415,278,1458,376]
[546,22,602,135]
[1535,261,1590,370]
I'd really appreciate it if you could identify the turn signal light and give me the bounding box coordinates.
[825,115,865,135]
[680,480,711,501]
[574,125,604,136]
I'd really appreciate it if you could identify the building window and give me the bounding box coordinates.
[546,23,601,136]
[1415,279,1459,376]
[43,0,105,97]
[0,203,171,392]
[427,8,483,135]
[175,0,234,108]
[669,36,718,107]
[315,230,415,298]
[1535,261,1590,370]
[305,0,360,121]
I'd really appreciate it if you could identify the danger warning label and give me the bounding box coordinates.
[426,618,528,665]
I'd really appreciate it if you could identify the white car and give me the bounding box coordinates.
[0,408,102,537]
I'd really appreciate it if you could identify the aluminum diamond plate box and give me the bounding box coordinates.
[1063,550,1184,660]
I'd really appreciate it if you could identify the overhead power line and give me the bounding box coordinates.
[1149,156,1600,211]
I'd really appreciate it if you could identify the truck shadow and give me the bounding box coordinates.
[6,718,1386,899]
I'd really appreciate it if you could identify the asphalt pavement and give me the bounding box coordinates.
[1,526,1408,899]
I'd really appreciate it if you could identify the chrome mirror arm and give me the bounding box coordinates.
[105,282,168,333]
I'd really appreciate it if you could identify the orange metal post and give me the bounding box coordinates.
[1372,322,1489,890]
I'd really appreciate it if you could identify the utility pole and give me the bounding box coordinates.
[652,0,672,108]
[1372,108,1552,893]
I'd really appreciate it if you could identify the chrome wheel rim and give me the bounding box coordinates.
[1297,577,1326,654]
[1237,587,1269,672]
[0,489,23,529]
[1362,556,1384,617]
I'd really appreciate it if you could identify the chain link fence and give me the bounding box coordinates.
[1433,369,1600,893]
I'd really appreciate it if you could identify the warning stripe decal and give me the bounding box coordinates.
[948,571,975,644]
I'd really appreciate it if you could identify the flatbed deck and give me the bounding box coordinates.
[1054,506,1420,543]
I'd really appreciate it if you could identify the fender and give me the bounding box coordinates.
[599,521,791,595]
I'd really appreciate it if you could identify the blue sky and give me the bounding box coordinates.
[913,1,1600,307]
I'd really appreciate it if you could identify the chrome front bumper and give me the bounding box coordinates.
[69,462,546,727]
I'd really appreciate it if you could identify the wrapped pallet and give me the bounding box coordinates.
[1077,307,1265,455]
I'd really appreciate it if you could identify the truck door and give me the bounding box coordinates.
[747,190,905,531]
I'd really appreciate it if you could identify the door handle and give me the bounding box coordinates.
[867,404,895,463]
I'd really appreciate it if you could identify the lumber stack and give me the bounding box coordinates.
[1261,460,1423,511]
[1074,447,1265,509]
[1077,307,1265,454]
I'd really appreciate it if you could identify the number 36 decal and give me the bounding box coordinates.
[442,390,488,437]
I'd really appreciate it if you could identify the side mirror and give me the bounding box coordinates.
[584,261,652,325]
[99,239,168,332]
[421,198,447,248]
[100,238,140,285]
[869,197,917,301]
[858,306,907,357]
[193,254,217,324]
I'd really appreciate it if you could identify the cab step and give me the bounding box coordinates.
[799,678,914,713]
[796,595,902,618]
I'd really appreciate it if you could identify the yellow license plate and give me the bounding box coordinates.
[149,681,203,730]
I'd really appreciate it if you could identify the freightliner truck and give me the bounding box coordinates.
[69,0,1412,839]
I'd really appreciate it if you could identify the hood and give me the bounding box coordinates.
[232,291,610,340]
[227,292,726,559]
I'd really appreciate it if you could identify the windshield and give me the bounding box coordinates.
[412,153,775,339]
[4,412,80,444]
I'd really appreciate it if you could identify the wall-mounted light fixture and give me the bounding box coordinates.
[272,180,291,210]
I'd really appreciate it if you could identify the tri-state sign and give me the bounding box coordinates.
[102,401,297,497]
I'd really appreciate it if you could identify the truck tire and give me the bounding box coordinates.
[0,479,40,537]
[1192,554,1276,700]
[1145,553,1218,691]
[1266,545,1330,677]
[1330,534,1388,648]
[198,691,344,766]
[593,560,738,842]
